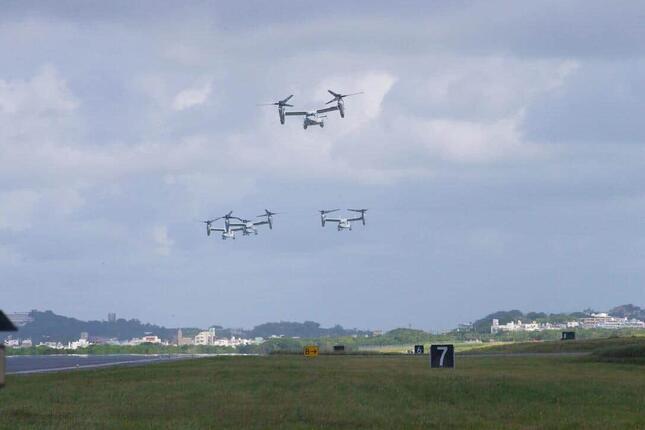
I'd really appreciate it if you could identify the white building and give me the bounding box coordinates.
[581,313,645,329]
[491,319,558,334]
[194,328,217,346]
[67,338,90,350]
[129,335,163,345]
[491,313,645,333]
[3,338,20,347]
[38,341,65,349]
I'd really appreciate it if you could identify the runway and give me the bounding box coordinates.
[6,354,202,374]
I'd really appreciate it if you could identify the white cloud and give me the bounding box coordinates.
[0,64,78,115]
[151,225,173,256]
[172,81,212,111]
[0,189,40,231]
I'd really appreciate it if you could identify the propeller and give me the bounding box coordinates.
[212,210,234,221]
[320,209,339,228]
[201,219,217,236]
[257,209,278,229]
[326,90,363,105]
[348,208,368,225]
[209,211,235,228]
[257,94,294,107]
[257,209,278,218]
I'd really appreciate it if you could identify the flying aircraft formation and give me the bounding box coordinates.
[202,210,276,240]
[259,90,363,130]
[202,208,367,239]
[202,88,369,241]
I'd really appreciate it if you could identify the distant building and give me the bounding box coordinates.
[3,338,19,347]
[141,335,162,344]
[38,341,65,349]
[194,328,216,346]
[80,332,89,340]
[491,319,543,334]
[68,338,90,350]
[6,312,33,327]
[108,313,116,323]
[580,313,645,329]
[177,329,193,346]
[491,313,645,334]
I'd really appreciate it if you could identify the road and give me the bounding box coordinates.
[6,354,201,374]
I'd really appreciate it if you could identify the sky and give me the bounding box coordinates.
[1,1,644,331]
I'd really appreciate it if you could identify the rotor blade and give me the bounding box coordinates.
[341,92,364,97]
[328,90,340,97]
[348,208,368,212]
[284,104,293,107]
[325,98,336,105]
[281,94,294,104]
[257,102,278,106]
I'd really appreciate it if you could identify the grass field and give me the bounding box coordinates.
[1,354,644,429]
[460,335,645,355]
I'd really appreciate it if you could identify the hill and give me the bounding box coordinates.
[1,311,371,344]
[243,321,370,339]
[2,310,180,344]
[470,304,642,334]
[608,304,645,320]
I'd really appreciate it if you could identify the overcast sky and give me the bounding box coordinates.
[1,1,644,330]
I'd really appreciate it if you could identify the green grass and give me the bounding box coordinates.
[461,335,645,355]
[1,354,644,429]
[591,343,645,364]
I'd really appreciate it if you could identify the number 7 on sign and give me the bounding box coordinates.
[437,346,448,367]
[430,344,454,368]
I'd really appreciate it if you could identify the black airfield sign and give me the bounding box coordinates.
[333,345,345,352]
[430,344,455,368]
[0,310,17,388]
[561,331,576,340]
[0,311,17,332]
[414,345,424,355]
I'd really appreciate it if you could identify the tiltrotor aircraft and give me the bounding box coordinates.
[319,209,367,231]
[228,209,278,236]
[202,211,242,240]
[260,90,363,129]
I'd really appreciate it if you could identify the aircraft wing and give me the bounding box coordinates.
[210,228,225,233]
[227,221,246,227]
[324,218,342,223]
[347,216,364,222]
[285,111,308,116]
[253,220,270,226]
[316,106,339,114]
[229,227,245,232]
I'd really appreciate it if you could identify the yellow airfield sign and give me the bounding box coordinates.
[304,345,319,357]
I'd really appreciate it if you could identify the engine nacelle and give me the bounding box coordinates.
[279,106,285,124]
[338,100,345,118]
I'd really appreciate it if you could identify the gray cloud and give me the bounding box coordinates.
[1,2,644,329]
